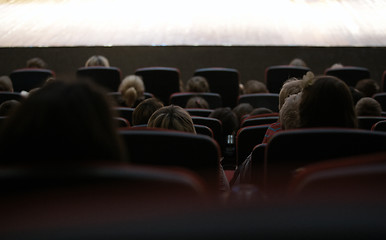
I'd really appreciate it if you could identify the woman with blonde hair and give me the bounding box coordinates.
[118,75,145,107]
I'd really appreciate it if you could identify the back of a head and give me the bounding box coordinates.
[280,93,302,130]
[185,76,210,92]
[299,75,357,129]
[132,98,164,126]
[185,96,209,109]
[26,57,47,68]
[209,107,239,136]
[244,80,268,94]
[232,103,253,123]
[355,78,380,97]
[85,55,110,67]
[279,78,304,110]
[148,105,196,133]
[0,79,126,164]
[289,58,307,67]
[0,75,14,92]
[250,107,274,116]
[355,97,382,116]
[278,71,314,110]
[118,75,145,107]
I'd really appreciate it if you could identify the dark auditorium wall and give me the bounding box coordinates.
[1,46,385,87]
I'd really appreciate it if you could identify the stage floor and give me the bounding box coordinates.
[1,0,386,47]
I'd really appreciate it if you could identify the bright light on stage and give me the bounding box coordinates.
[0,0,386,47]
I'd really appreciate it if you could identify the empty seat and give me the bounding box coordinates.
[76,66,122,92]
[135,67,181,105]
[238,93,279,112]
[265,65,311,93]
[324,66,370,87]
[170,92,222,109]
[9,68,55,92]
[194,67,240,108]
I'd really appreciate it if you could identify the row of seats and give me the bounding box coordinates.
[8,66,386,108]
[3,150,386,238]
[235,128,386,199]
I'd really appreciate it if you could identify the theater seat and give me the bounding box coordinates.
[9,68,55,92]
[287,152,386,203]
[0,163,209,237]
[119,128,222,192]
[76,66,122,92]
[324,66,370,87]
[265,65,311,93]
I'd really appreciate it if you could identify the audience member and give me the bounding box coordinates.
[330,62,344,69]
[289,58,307,67]
[232,103,253,124]
[243,80,268,94]
[355,78,380,97]
[209,107,239,138]
[118,75,145,108]
[26,57,47,68]
[298,75,357,128]
[185,96,209,109]
[132,98,164,126]
[249,107,274,116]
[85,55,110,67]
[233,74,356,187]
[0,100,20,116]
[0,75,14,92]
[0,79,127,164]
[279,93,302,130]
[209,107,239,166]
[262,72,311,143]
[148,105,196,133]
[355,97,382,117]
[147,104,230,192]
[185,76,210,92]
[239,83,245,95]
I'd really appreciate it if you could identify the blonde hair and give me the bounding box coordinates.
[278,71,313,109]
[280,92,302,130]
[148,105,196,134]
[118,75,145,107]
[85,55,110,67]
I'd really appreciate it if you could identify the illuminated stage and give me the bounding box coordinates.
[1,0,386,47]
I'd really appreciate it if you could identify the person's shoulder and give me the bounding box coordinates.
[268,121,281,130]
